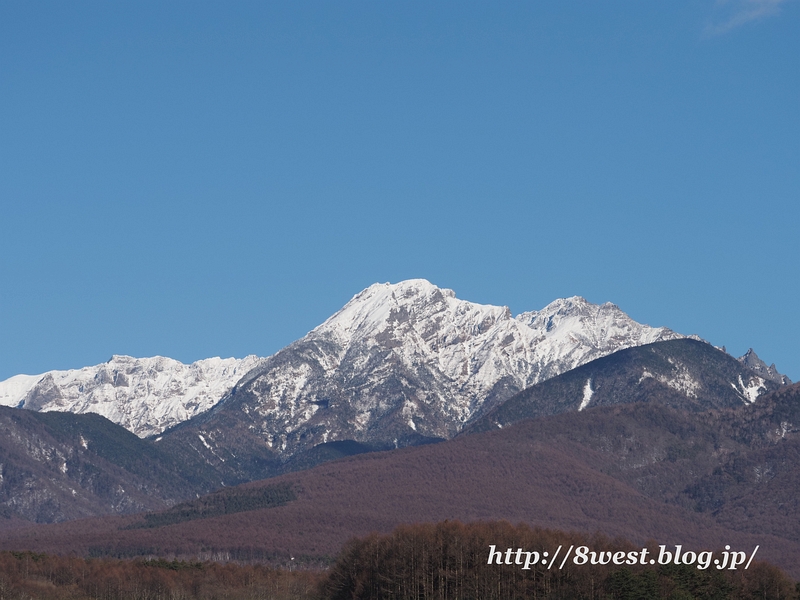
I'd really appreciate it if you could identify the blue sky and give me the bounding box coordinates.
[1,1,798,381]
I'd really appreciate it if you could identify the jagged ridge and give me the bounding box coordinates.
[0,355,263,437]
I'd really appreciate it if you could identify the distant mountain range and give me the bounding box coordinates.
[2,280,787,446]
[0,355,263,437]
[0,279,792,549]
[0,280,697,441]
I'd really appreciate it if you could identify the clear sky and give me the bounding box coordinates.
[1,1,798,381]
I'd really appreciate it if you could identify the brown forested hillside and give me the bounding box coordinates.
[5,394,800,578]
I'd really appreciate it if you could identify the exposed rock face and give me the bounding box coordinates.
[738,348,792,386]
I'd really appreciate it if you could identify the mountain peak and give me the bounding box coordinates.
[314,279,509,347]
[184,280,692,468]
[738,348,791,385]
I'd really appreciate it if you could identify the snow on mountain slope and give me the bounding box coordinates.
[190,280,690,460]
[0,355,263,437]
[314,280,684,412]
[0,374,41,407]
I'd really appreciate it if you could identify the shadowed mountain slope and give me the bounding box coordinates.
[0,407,218,525]
[468,338,779,433]
[4,385,800,577]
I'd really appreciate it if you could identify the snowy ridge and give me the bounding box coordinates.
[0,355,263,437]
[315,280,684,406]
[225,279,689,456]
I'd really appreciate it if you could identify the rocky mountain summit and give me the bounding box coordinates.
[256,279,692,440]
[156,279,694,480]
[738,348,792,385]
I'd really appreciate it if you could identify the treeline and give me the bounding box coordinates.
[323,521,799,600]
[0,552,321,600]
[1,521,798,600]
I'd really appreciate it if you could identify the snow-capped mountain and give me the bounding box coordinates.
[157,279,693,475]
[298,279,687,430]
[1,278,790,509]
[0,355,263,437]
[3,280,787,455]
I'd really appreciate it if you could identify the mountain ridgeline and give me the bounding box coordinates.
[0,279,791,537]
[151,280,693,485]
[0,355,264,437]
[468,338,781,433]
